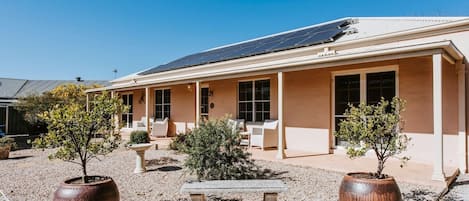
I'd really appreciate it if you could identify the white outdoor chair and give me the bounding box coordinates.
[133,116,148,131]
[250,120,278,150]
[151,117,169,137]
[228,119,251,148]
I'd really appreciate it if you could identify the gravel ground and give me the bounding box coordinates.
[0,147,443,201]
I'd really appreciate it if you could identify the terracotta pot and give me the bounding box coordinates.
[53,176,119,201]
[339,172,402,201]
[0,145,10,160]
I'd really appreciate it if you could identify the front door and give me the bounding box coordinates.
[334,70,396,146]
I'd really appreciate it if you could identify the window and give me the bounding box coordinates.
[155,89,170,120]
[238,79,270,122]
[200,87,209,120]
[366,71,396,105]
[121,94,133,128]
[334,70,396,146]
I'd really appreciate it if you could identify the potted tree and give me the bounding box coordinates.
[33,92,127,201]
[0,137,16,160]
[335,97,409,201]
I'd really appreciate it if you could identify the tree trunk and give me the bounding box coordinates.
[377,160,384,179]
[82,161,88,183]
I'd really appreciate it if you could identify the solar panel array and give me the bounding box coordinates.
[139,19,351,75]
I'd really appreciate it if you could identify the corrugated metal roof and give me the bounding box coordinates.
[0,78,109,99]
[0,78,27,98]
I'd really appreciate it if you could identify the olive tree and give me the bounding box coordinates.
[33,92,127,183]
[334,97,410,179]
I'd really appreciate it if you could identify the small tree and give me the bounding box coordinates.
[334,97,409,179]
[33,92,127,183]
[184,117,257,180]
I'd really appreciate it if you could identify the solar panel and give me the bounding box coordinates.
[139,19,351,75]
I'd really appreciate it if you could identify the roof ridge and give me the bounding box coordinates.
[355,16,469,22]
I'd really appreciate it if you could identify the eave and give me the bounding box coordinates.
[86,39,464,93]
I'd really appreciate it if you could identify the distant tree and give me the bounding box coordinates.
[15,84,101,132]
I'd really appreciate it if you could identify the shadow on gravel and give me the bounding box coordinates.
[402,189,438,201]
[174,199,239,201]
[452,179,469,186]
[146,157,179,166]
[255,168,289,180]
[156,166,182,172]
[7,155,33,160]
[208,195,240,201]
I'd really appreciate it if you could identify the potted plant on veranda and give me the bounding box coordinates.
[33,92,127,201]
[334,97,409,201]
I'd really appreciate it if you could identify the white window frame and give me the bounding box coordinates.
[331,65,399,148]
[121,92,133,128]
[238,78,271,122]
[154,88,171,120]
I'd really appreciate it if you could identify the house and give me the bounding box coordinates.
[87,17,469,181]
[0,77,109,134]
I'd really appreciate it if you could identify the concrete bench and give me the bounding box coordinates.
[180,179,287,201]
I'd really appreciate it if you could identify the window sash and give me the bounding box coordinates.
[238,79,270,122]
[155,89,171,119]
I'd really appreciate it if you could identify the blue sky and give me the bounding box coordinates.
[1,0,468,81]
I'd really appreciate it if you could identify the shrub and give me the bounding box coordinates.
[169,130,191,152]
[129,131,150,144]
[184,117,257,180]
[334,97,409,179]
[0,137,16,149]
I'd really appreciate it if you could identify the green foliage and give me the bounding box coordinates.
[184,118,257,180]
[0,137,16,149]
[15,84,101,127]
[32,92,127,182]
[129,131,150,144]
[169,130,191,152]
[334,97,409,179]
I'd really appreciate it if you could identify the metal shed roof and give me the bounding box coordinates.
[0,78,109,99]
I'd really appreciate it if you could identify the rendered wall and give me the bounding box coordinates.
[282,56,460,167]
